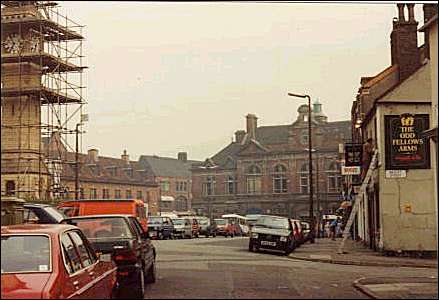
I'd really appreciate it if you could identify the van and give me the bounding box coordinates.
[57,199,149,232]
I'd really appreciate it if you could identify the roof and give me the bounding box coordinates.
[65,214,133,220]
[363,65,398,88]
[255,125,290,144]
[139,155,199,178]
[1,224,76,235]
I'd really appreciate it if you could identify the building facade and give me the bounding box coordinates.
[138,152,198,214]
[192,103,351,219]
[351,4,437,254]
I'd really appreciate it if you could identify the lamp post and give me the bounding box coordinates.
[288,92,315,242]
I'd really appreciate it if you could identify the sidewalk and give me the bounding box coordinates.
[288,238,438,269]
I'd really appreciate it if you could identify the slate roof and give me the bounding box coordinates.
[255,125,290,144]
[139,155,199,178]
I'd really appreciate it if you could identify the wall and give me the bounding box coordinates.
[376,103,436,252]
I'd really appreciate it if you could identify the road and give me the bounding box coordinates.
[145,237,436,299]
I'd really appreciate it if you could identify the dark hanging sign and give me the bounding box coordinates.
[344,143,363,167]
[385,114,430,170]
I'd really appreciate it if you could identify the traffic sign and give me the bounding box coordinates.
[341,166,361,175]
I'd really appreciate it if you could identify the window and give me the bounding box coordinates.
[5,180,15,196]
[176,197,188,211]
[225,176,236,195]
[327,162,341,192]
[246,165,261,194]
[273,164,288,193]
[61,233,82,274]
[202,176,215,196]
[68,231,95,268]
[115,189,121,199]
[176,181,188,192]
[23,208,40,224]
[160,181,170,192]
[137,190,143,200]
[183,181,187,192]
[102,188,110,199]
[300,163,310,194]
[126,190,132,199]
[301,130,309,145]
[90,188,97,199]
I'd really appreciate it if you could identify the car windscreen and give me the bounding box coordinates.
[44,206,66,222]
[172,219,185,225]
[1,235,51,273]
[149,217,163,224]
[215,219,227,225]
[197,219,209,225]
[68,217,133,240]
[255,216,290,229]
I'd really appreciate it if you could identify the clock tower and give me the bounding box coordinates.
[1,1,85,201]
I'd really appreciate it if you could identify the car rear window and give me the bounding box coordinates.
[69,217,133,240]
[172,219,185,225]
[215,219,227,225]
[1,235,51,273]
[149,217,163,224]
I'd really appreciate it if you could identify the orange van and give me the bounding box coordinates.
[57,199,149,232]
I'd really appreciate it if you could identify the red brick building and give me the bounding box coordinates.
[191,102,351,219]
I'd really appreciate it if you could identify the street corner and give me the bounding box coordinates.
[353,276,438,299]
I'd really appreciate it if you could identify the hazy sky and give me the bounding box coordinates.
[59,1,426,161]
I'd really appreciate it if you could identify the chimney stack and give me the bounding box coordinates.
[88,148,99,163]
[121,149,130,164]
[390,3,420,82]
[235,130,246,144]
[246,114,258,140]
[178,152,187,162]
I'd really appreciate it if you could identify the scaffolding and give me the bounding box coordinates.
[1,1,86,201]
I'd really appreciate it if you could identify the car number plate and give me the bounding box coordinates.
[261,241,276,246]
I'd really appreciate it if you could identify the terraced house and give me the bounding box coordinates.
[192,102,351,219]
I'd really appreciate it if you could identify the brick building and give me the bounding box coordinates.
[138,152,199,213]
[191,102,351,219]
[351,4,437,254]
[42,134,160,215]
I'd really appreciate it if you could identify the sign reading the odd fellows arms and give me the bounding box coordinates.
[385,114,430,170]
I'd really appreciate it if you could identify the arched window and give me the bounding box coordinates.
[327,162,341,192]
[202,176,215,196]
[6,180,15,196]
[299,163,311,194]
[273,164,288,193]
[246,165,261,194]
[225,175,236,195]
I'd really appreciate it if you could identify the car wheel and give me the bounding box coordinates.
[145,259,156,284]
[131,268,145,299]
[250,243,259,252]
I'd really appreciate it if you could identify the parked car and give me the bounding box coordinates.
[195,217,217,237]
[186,217,200,238]
[57,199,149,232]
[214,218,238,237]
[290,219,305,247]
[300,221,314,243]
[64,214,156,299]
[148,216,175,240]
[1,224,117,299]
[23,203,66,224]
[248,215,296,255]
[171,218,193,239]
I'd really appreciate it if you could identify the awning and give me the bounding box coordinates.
[161,196,175,202]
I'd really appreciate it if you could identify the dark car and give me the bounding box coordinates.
[65,214,156,299]
[148,216,175,240]
[23,203,66,224]
[248,215,296,255]
[196,217,217,238]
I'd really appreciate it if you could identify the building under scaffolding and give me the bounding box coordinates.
[1,1,86,201]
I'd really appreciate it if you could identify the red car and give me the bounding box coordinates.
[1,224,117,299]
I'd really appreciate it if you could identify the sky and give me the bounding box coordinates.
[58,1,427,161]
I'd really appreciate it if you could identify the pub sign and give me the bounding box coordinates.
[385,114,430,169]
[344,143,363,167]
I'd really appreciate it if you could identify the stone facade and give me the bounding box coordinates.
[192,102,351,219]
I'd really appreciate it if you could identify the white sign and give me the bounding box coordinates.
[385,170,407,178]
[341,166,361,175]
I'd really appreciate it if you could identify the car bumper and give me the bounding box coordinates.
[250,237,291,252]
[116,264,142,286]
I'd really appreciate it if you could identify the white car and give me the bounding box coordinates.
[171,218,193,238]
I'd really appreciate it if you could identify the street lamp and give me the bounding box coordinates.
[288,92,315,242]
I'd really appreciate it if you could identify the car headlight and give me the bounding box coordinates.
[280,236,287,242]
[251,233,259,238]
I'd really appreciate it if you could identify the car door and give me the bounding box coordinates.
[60,231,96,299]
[127,217,148,266]
[129,217,154,270]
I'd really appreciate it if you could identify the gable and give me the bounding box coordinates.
[238,139,269,156]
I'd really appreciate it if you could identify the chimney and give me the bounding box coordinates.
[390,3,420,82]
[246,114,258,140]
[235,130,246,143]
[178,152,187,162]
[88,148,99,163]
[121,149,130,164]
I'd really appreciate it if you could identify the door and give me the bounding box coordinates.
[128,217,150,269]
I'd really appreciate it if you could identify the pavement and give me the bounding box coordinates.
[289,238,438,269]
